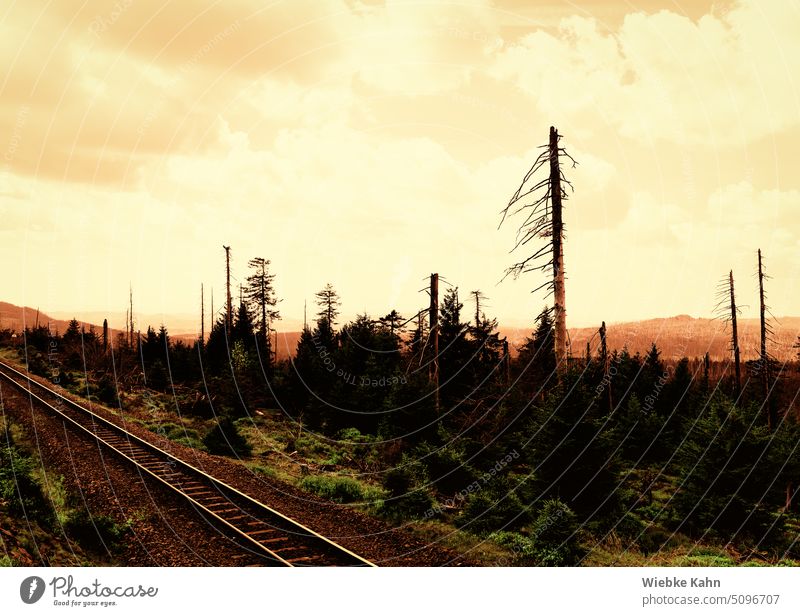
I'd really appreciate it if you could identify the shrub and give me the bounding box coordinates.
[638,525,680,555]
[0,430,50,522]
[21,347,48,378]
[299,475,381,504]
[94,374,120,407]
[458,489,527,535]
[336,427,374,444]
[63,512,132,554]
[615,512,647,539]
[203,415,252,457]
[378,466,435,519]
[487,531,536,562]
[529,499,582,566]
[414,441,478,496]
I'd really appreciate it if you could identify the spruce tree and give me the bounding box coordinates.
[315,283,341,326]
[244,257,280,362]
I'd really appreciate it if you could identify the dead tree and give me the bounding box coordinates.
[470,290,488,329]
[129,285,135,347]
[502,338,511,386]
[757,249,777,429]
[200,283,205,346]
[500,126,576,379]
[429,273,440,414]
[102,318,108,352]
[600,321,612,414]
[715,271,741,400]
[223,245,232,336]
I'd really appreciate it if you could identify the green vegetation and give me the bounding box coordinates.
[203,415,252,457]
[299,475,383,504]
[3,272,799,568]
[0,417,128,565]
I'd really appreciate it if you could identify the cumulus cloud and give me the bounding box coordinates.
[490,0,800,145]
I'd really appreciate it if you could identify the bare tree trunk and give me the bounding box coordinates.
[224,245,232,335]
[129,285,134,347]
[729,270,741,399]
[429,273,440,414]
[549,127,567,377]
[758,249,776,429]
[501,126,576,384]
[600,320,612,414]
[200,283,205,346]
[503,338,511,386]
[102,318,108,352]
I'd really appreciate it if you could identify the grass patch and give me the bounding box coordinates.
[63,513,133,554]
[248,464,278,479]
[672,554,735,567]
[299,474,384,504]
[144,421,207,451]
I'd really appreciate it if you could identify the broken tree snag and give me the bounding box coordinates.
[200,283,205,347]
[729,270,741,400]
[757,249,776,430]
[500,125,576,383]
[715,269,742,402]
[503,337,511,386]
[600,320,612,414]
[223,245,232,336]
[549,126,568,376]
[429,273,440,414]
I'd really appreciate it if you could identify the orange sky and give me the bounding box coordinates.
[1,0,798,332]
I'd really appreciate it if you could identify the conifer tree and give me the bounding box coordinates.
[315,283,341,327]
[245,257,280,361]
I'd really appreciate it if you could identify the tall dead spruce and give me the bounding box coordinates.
[715,270,742,400]
[757,248,776,429]
[500,126,576,379]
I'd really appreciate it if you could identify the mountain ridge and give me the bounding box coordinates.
[2,302,798,362]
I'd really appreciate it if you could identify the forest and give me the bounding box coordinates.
[2,269,799,565]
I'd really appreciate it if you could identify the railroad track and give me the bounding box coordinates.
[0,360,375,567]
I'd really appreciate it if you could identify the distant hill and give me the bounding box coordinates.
[267,316,800,363]
[503,315,800,362]
[3,302,798,362]
[0,301,302,359]
[0,302,115,337]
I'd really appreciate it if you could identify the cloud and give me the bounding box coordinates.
[335,0,502,95]
[489,0,800,145]
[708,181,800,228]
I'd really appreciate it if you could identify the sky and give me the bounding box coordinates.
[1,0,798,333]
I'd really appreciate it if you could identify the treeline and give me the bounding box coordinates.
[3,275,800,563]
